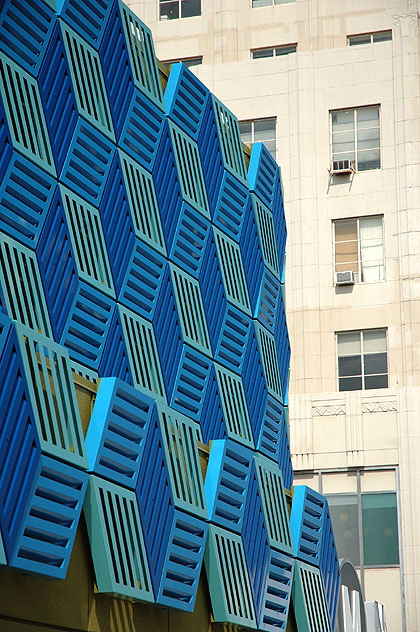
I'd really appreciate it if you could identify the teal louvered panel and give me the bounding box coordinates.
[69,359,99,384]
[170,264,211,356]
[60,186,115,297]
[214,364,254,447]
[60,22,114,140]
[213,227,251,315]
[212,96,247,184]
[254,322,282,400]
[252,194,280,278]
[292,561,331,632]
[118,304,166,402]
[15,323,88,469]
[0,53,55,175]
[158,404,207,518]
[254,454,293,555]
[84,476,154,602]
[0,234,52,338]
[205,525,257,628]
[118,1,163,107]
[168,121,209,218]
[119,150,165,253]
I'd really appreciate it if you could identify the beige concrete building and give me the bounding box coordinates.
[126,2,420,630]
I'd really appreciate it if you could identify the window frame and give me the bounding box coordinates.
[347,30,392,46]
[333,215,385,284]
[336,328,388,392]
[238,117,277,160]
[159,0,201,21]
[330,105,381,172]
[163,56,203,69]
[251,0,295,6]
[251,43,297,59]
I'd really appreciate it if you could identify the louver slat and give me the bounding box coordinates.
[84,476,154,601]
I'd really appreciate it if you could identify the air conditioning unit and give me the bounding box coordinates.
[330,159,355,174]
[335,270,355,286]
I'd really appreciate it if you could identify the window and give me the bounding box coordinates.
[252,0,294,6]
[251,44,297,59]
[328,492,399,567]
[159,0,200,20]
[163,56,202,68]
[334,215,384,283]
[331,105,380,171]
[348,30,392,46]
[239,118,276,159]
[337,329,388,391]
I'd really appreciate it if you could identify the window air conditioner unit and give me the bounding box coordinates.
[335,270,355,286]
[330,159,355,174]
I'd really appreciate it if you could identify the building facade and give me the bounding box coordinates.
[126,1,420,631]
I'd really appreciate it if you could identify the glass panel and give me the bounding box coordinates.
[364,373,388,389]
[252,0,272,6]
[331,109,354,133]
[357,127,380,150]
[356,106,379,129]
[337,331,361,355]
[328,495,360,566]
[364,352,387,376]
[263,138,276,158]
[363,329,386,353]
[275,0,295,4]
[183,57,203,67]
[252,48,274,59]
[359,216,384,282]
[239,121,252,144]
[357,148,380,171]
[348,34,372,46]
[338,355,362,378]
[160,0,179,19]
[335,220,358,242]
[372,30,392,43]
[275,44,297,56]
[332,131,355,155]
[362,493,399,565]
[335,240,358,266]
[254,118,276,141]
[181,0,201,17]
[339,376,363,391]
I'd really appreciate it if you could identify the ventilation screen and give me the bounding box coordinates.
[252,195,280,278]
[214,227,251,314]
[215,364,253,446]
[213,97,247,183]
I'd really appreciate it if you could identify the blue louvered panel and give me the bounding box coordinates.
[319,506,340,632]
[8,454,88,579]
[254,322,283,401]
[84,476,154,601]
[170,264,212,357]
[119,239,166,321]
[0,95,12,184]
[168,121,209,218]
[153,267,183,397]
[0,234,52,338]
[292,561,331,632]
[240,193,265,314]
[158,404,207,518]
[38,22,78,172]
[214,305,252,374]
[199,235,226,350]
[170,202,210,278]
[164,63,209,141]
[60,185,115,297]
[157,510,208,611]
[0,151,56,248]
[257,268,282,332]
[15,322,88,468]
[272,174,287,281]
[205,524,257,628]
[257,550,294,631]
[213,171,251,242]
[204,439,253,533]
[212,96,247,185]
[60,119,115,207]
[60,281,114,370]
[170,346,212,421]
[256,394,286,468]
[57,0,113,49]
[60,22,114,140]
[252,194,281,279]
[118,304,166,402]
[119,149,165,253]
[254,454,293,555]
[214,364,254,447]
[0,0,55,77]
[99,153,135,293]
[136,411,175,594]
[36,189,78,342]
[0,53,55,175]
[85,377,154,488]
[98,308,133,385]
[242,325,268,439]
[118,87,165,172]
[197,96,224,216]
[213,227,251,315]
[247,142,279,210]
[242,461,270,615]
[290,486,326,567]
[278,407,293,491]
[199,365,228,445]
[274,291,290,404]
[0,315,41,563]
[152,121,183,251]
